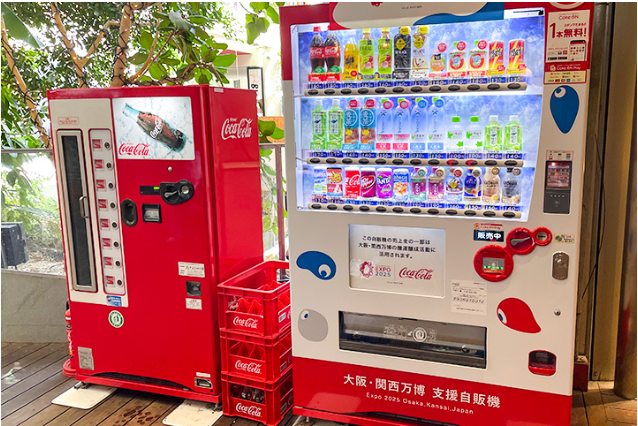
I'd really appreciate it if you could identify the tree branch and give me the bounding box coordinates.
[111,2,155,87]
[1,17,51,148]
[127,29,174,84]
[79,20,120,68]
[50,2,87,87]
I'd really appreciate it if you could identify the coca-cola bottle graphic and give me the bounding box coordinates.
[324,32,341,74]
[309,26,325,74]
[122,104,186,152]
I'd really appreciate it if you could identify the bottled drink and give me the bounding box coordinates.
[327,167,343,196]
[313,167,327,194]
[411,98,428,153]
[484,115,502,151]
[502,167,522,204]
[310,100,326,150]
[360,168,377,198]
[376,168,393,199]
[429,42,447,80]
[327,99,344,151]
[241,386,254,401]
[344,167,361,199]
[410,167,427,201]
[343,99,360,151]
[412,26,429,76]
[377,28,393,80]
[447,116,464,151]
[393,98,411,152]
[309,27,325,74]
[428,167,445,202]
[503,115,522,152]
[508,39,525,74]
[343,33,359,80]
[466,116,483,152]
[448,41,467,79]
[377,98,394,153]
[482,167,501,204]
[445,168,464,202]
[359,29,375,78]
[393,26,411,79]
[468,40,488,78]
[123,104,186,151]
[464,168,482,202]
[393,168,410,201]
[488,41,505,76]
[324,32,341,75]
[360,98,376,151]
[428,97,445,152]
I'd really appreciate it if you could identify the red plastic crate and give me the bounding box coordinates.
[218,260,290,336]
[222,371,293,426]
[220,327,292,382]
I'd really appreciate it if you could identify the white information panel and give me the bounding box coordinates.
[349,224,445,297]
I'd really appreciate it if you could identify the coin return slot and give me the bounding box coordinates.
[142,204,161,223]
[528,350,556,376]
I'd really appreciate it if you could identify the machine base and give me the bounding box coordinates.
[162,400,223,426]
[76,374,222,404]
[52,383,117,409]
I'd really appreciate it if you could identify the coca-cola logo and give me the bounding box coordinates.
[324,46,339,57]
[235,360,262,374]
[58,116,79,125]
[119,143,150,156]
[399,267,434,280]
[310,46,324,58]
[236,403,262,418]
[222,118,253,140]
[233,317,259,329]
[150,116,163,139]
[361,175,375,189]
[346,174,360,186]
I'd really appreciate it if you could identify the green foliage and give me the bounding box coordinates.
[245,2,284,44]
[1,3,44,48]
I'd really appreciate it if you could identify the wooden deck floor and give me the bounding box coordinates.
[1,342,636,426]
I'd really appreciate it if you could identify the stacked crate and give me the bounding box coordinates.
[218,260,293,425]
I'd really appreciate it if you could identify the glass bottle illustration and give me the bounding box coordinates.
[123,104,186,151]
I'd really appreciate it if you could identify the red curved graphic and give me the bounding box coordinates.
[497,298,541,334]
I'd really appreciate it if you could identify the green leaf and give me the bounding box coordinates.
[250,2,270,12]
[259,148,273,156]
[189,15,210,25]
[140,31,154,50]
[262,164,276,176]
[168,10,192,32]
[258,120,276,136]
[213,54,236,67]
[129,52,148,66]
[266,6,279,24]
[246,21,259,44]
[257,17,270,33]
[275,2,285,6]
[152,11,169,19]
[149,63,164,80]
[206,41,228,50]
[193,26,209,41]
[161,58,181,66]
[197,73,210,85]
[270,127,284,140]
[262,215,272,232]
[1,3,44,48]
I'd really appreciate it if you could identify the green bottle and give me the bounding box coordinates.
[377,27,392,79]
[359,28,375,78]
[484,115,502,151]
[327,99,344,150]
[503,115,522,151]
[311,100,326,150]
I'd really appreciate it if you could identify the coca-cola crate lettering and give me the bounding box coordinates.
[218,260,291,336]
[222,371,293,426]
[220,328,292,382]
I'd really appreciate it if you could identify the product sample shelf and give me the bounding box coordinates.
[304,81,528,96]
[306,156,525,167]
[307,202,522,218]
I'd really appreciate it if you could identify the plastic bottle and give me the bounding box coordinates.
[464,168,482,202]
[343,33,359,80]
[327,99,344,151]
[482,167,501,204]
[360,98,376,151]
[324,32,342,75]
[376,98,394,153]
[410,167,428,201]
[447,116,464,151]
[411,98,428,153]
[429,42,447,80]
[428,167,445,202]
[428,97,445,152]
[445,168,464,203]
[359,29,375,78]
[393,26,411,79]
[309,27,325,75]
[310,100,326,150]
[377,28,393,79]
[503,115,522,152]
[466,116,483,152]
[393,98,411,153]
[412,26,429,76]
[343,98,360,151]
[448,41,467,78]
[484,115,502,151]
[502,167,522,205]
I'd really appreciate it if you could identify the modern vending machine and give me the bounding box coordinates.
[48,85,263,402]
[281,3,593,425]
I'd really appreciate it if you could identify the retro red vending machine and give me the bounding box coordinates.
[282,3,593,425]
[48,85,263,402]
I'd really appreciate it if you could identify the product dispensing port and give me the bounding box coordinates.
[195,378,212,389]
[528,350,557,376]
[120,199,138,227]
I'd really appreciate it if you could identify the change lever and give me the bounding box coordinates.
[160,180,194,205]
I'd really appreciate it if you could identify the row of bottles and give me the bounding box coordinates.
[313,166,523,205]
[310,97,523,153]
[309,25,526,82]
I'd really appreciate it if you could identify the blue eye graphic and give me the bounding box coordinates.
[550,85,579,134]
[296,251,336,280]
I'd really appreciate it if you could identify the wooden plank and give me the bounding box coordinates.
[15,403,70,426]
[106,394,177,426]
[46,389,136,426]
[571,391,588,426]
[2,364,69,412]
[0,376,74,426]
[583,385,609,426]
[212,415,238,426]
[94,391,157,426]
[2,347,68,391]
[2,343,48,368]
[146,399,183,425]
[2,342,12,348]
[1,343,65,376]
[2,343,30,358]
